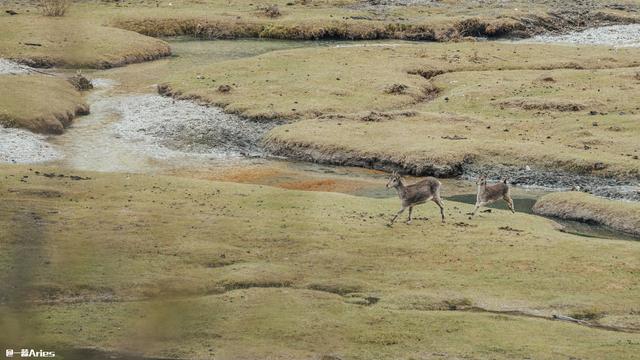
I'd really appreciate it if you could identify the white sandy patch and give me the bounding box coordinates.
[527,24,640,47]
[108,94,273,158]
[0,58,33,74]
[0,127,62,164]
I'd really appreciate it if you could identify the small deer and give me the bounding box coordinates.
[386,171,445,225]
[471,175,515,216]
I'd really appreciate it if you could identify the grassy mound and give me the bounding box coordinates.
[0,74,88,134]
[0,16,170,68]
[1,165,639,358]
[161,42,640,178]
[533,192,640,236]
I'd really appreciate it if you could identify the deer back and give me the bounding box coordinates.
[401,177,440,206]
[479,182,509,202]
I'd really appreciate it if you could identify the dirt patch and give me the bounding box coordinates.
[418,82,441,102]
[67,74,93,91]
[6,188,64,198]
[259,4,281,18]
[407,68,447,80]
[494,98,586,112]
[307,280,365,296]
[384,83,408,95]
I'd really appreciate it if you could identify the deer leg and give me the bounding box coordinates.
[433,197,445,223]
[390,206,406,225]
[471,202,487,216]
[504,195,515,213]
[406,206,413,224]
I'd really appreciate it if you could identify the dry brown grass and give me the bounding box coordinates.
[0,74,88,134]
[39,0,70,17]
[0,17,171,69]
[2,164,640,358]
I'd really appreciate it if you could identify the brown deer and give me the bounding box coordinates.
[386,171,445,225]
[471,175,515,216]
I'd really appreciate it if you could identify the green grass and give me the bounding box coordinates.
[0,16,170,68]
[1,165,639,358]
[534,191,640,236]
[0,74,88,133]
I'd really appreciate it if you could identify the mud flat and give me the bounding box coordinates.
[533,192,640,237]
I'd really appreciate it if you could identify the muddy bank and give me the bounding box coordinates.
[533,192,640,237]
[463,164,640,202]
[113,9,639,41]
[264,139,465,178]
[265,140,640,201]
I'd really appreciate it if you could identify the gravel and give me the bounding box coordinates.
[0,58,33,75]
[108,94,274,159]
[526,24,640,47]
[463,164,640,202]
[0,127,62,164]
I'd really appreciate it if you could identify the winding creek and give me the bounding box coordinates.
[2,36,639,241]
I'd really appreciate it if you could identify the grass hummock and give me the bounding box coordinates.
[533,191,640,236]
[0,74,88,134]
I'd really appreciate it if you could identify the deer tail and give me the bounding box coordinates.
[502,177,509,184]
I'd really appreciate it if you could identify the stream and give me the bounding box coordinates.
[2,36,638,241]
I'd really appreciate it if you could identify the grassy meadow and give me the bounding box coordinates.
[161,42,640,178]
[1,1,640,359]
[0,16,170,68]
[1,164,639,359]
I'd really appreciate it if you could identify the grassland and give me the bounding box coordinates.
[0,16,170,68]
[0,74,88,133]
[1,164,639,359]
[160,42,640,178]
[534,191,640,236]
[4,0,640,43]
[44,0,640,40]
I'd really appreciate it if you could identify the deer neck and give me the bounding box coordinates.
[477,183,486,197]
[394,181,407,198]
